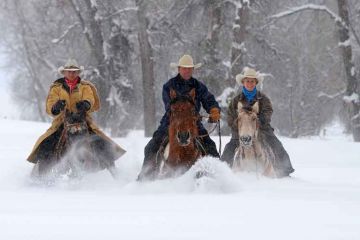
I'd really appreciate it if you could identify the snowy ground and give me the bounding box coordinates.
[0,119,359,240]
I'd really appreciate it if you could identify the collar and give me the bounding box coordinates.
[239,89,262,101]
[55,77,82,93]
[174,74,195,86]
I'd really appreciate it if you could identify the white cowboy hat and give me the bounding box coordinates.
[170,54,202,69]
[236,67,264,85]
[58,58,84,74]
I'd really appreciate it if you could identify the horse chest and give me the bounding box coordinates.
[167,145,199,167]
[233,145,257,172]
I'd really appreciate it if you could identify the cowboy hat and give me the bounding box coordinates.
[236,67,264,85]
[58,58,84,74]
[170,54,202,69]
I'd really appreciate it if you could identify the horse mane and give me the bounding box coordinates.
[169,93,195,106]
[237,101,259,114]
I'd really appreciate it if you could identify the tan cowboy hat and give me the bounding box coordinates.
[236,67,264,85]
[170,54,202,69]
[58,58,84,74]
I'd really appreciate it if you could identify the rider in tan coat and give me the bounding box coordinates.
[27,59,126,176]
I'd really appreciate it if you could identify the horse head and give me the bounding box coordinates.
[169,88,199,147]
[63,110,88,143]
[237,102,259,147]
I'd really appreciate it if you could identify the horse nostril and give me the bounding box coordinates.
[241,136,248,142]
[240,135,252,144]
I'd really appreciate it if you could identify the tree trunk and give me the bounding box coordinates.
[229,0,251,86]
[70,0,113,129]
[14,0,46,121]
[135,0,156,137]
[337,0,360,141]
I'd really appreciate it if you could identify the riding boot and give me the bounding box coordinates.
[137,130,166,181]
[201,135,220,158]
[221,138,239,167]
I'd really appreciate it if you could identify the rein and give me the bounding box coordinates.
[197,118,219,137]
[197,115,222,156]
[54,120,88,159]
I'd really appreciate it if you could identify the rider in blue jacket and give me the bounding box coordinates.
[138,55,221,180]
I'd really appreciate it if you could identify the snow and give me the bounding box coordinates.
[231,41,244,50]
[318,89,346,99]
[0,119,359,240]
[343,93,359,103]
[216,87,234,108]
[351,66,356,77]
[270,4,348,30]
[90,0,98,8]
[338,39,350,47]
[51,23,80,44]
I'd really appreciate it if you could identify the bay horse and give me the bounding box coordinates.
[233,102,277,177]
[156,88,204,178]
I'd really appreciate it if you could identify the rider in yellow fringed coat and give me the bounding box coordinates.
[27,59,126,176]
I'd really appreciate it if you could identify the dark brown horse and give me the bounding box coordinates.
[55,110,96,176]
[156,89,204,178]
[233,102,277,177]
[32,110,118,181]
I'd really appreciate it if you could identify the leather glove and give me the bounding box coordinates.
[76,100,91,113]
[209,108,220,123]
[51,100,66,115]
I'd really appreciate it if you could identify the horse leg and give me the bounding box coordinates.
[101,159,120,180]
[261,148,277,178]
[30,163,41,179]
[107,165,120,179]
[137,154,160,181]
[262,157,277,178]
[232,147,243,172]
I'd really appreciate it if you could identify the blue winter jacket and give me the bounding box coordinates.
[156,74,220,137]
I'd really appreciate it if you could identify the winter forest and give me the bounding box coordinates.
[0,0,359,140]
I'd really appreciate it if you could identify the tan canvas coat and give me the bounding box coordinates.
[27,78,126,163]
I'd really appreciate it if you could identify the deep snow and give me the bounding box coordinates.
[0,119,359,240]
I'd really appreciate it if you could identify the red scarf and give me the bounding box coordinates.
[65,77,79,92]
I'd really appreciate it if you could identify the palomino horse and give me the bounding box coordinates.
[156,88,204,178]
[233,102,277,177]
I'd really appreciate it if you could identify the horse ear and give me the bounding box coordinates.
[189,88,196,101]
[170,89,177,100]
[253,102,259,113]
[237,102,243,113]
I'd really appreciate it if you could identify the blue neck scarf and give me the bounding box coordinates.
[242,87,257,103]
